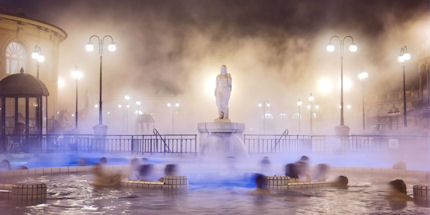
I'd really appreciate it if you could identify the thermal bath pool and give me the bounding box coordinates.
[0,171,429,215]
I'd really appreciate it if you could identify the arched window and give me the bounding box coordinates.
[5,42,26,74]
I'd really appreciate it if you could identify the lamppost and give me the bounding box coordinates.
[124,95,130,133]
[258,102,271,134]
[358,72,368,130]
[71,67,83,130]
[167,102,180,133]
[31,45,45,79]
[308,93,315,134]
[398,46,411,127]
[297,99,302,134]
[326,35,357,134]
[85,35,116,129]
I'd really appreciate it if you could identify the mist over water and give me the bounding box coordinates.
[1,0,428,134]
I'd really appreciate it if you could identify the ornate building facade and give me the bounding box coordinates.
[366,57,430,134]
[0,12,67,119]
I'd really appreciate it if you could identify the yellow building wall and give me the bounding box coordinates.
[0,13,67,119]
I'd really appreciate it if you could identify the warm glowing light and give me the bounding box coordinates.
[349,44,358,52]
[346,104,352,109]
[57,78,65,88]
[297,100,302,106]
[126,104,130,109]
[167,103,171,107]
[308,94,314,102]
[31,52,39,59]
[108,43,117,52]
[358,72,368,80]
[326,44,335,52]
[136,101,141,106]
[338,77,353,91]
[258,103,262,107]
[37,55,45,63]
[175,103,180,107]
[307,105,311,110]
[317,78,332,94]
[315,105,320,109]
[403,53,411,61]
[71,69,83,80]
[94,104,99,108]
[266,103,271,107]
[117,104,122,108]
[398,55,405,63]
[205,74,216,97]
[124,95,130,101]
[85,43,94,52]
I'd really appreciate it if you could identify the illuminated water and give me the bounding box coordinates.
[1,173,429,215]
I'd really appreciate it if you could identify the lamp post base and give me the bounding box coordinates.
[335,125,350,136]
[93,124,108,135]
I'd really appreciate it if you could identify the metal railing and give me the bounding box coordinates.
[1,133,428,155]
[244,134,430,153]
[0,133,198,154]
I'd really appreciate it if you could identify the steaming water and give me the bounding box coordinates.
[1,173,429,215]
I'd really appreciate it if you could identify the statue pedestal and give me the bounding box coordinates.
[335,125,350,136]
[93,124,108,135]
[197,121,247,158]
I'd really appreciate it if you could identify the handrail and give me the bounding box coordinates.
[153,128,170,153]
[271,129,289,152]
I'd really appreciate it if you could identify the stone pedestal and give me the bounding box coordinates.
[93,124,108,135]
[197,121,247,158]
[335,125,350,136]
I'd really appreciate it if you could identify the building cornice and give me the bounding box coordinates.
[0,13,67,41]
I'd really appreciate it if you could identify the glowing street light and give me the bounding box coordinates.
[308,93,314,134]
[167,102,180,133]
[86,34,116,129]
[57,77,65,89]
[124,95,131,133]
[297,99,302,134]
[399,45,411,127]
[327,35,358,134]
[358,71,368,130]
[32,45,45,79]
[317,78,333,94]
[71,67,83,130]
[258,101,271,133]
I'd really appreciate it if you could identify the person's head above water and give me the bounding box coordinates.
[335,175,349,188]
[220,65,227,74]
[299,155,309,162]
[164,164,177,176]
[261,156,270,165]
[285,163,299,178]
[0,160,11,170]
[389,179,407,194]
[139,164,153,177]
[255,173,266,189]
[99,157,107,165]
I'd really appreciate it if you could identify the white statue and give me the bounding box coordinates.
[215,65,232,120]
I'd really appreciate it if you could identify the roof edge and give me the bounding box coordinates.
[0,12,67,41]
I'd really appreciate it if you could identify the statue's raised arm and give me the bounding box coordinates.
[215,65,232,120]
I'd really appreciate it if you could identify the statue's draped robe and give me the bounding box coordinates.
[215,73,232,119]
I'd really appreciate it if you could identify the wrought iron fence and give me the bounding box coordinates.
[0,134,198,154]
[1,133,428,154]
[244,134,430,153]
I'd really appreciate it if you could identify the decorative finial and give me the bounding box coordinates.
[20,67,24,74]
